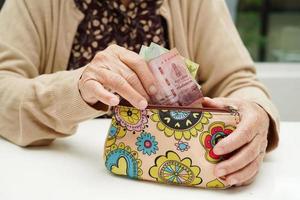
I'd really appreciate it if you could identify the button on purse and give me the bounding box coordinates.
[104,102,240,189]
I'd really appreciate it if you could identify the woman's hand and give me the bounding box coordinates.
[78,44,158,110]
[202,97,270,187]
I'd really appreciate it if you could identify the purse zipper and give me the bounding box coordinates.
[119,99,229,112]
[227,106,240,124]
[146,104,230,113]
[146,105,240,123]
[118,100,240,123]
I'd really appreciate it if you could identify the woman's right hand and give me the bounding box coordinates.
[78,44,158,110]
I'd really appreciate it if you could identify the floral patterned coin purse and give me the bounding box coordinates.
[104,101,240,189]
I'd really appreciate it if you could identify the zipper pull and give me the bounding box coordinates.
[227,106,240,124]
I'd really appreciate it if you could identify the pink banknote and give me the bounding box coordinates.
[148,48,204,107]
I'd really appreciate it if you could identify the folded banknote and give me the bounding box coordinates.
[139,43,204,107]
[140,43,199,79]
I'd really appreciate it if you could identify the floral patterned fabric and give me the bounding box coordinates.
[104,105,240,189]
[200,122,235,163]
[68,0,167,70]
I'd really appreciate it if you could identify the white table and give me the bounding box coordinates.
[0,120,299,200]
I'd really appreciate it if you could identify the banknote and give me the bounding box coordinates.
[140,43,199,79]
[142,43,168,61]
[146,48,204,106]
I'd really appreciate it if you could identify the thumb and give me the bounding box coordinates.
[202,97,231,109]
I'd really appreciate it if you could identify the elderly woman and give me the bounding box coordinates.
[0,0,279,186]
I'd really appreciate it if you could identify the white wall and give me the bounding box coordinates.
[256,63,300,121]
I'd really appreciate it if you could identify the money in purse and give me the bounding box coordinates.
[104,44,238,189]
[139,43,204,107]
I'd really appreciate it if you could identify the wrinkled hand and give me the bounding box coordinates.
[78,44,158,110]
[202,97,270,187]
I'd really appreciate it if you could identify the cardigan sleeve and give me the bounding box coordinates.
[0,0,107,146]
[193,0,279,152]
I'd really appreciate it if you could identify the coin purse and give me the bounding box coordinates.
[104,102,240,189]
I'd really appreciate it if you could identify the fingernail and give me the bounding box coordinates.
[138,100,148,110]
[213,146,223,155]
[229,178,238,186]
[109,98,119,106]
[149,85,157,95]
[215,169,227,177]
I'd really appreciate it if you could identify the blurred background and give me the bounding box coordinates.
[225,0,300,121]
[228,0,300,62]
[0,0,299,121]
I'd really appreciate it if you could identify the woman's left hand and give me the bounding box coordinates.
[202,97,270,187]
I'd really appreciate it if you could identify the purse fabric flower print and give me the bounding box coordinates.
[104,105,239,189]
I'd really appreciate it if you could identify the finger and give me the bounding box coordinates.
[97,68,148,110]
[202,97,227,109]
[108,44,158,96]
[115,60,150,101]
[235,171,258,187]
[84,80,120,106]
[215,134,265,177]
[213,112,257,155]
[202,97,241,109]
[239,171,258,186]
[225,153,264,186]
[91,52,150,101]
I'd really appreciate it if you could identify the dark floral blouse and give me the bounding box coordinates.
[68,0,169,117]
[68,0,168,70]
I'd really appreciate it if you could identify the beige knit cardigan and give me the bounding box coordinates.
[0,0,279,151]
